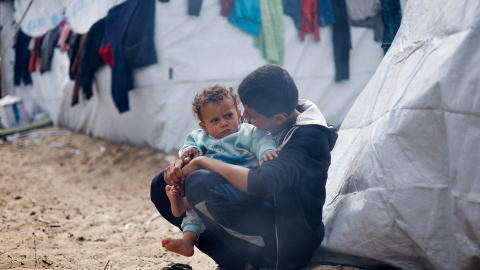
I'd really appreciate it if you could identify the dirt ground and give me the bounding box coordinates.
[0,126,362,270]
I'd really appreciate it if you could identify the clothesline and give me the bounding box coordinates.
[11,0,401,113]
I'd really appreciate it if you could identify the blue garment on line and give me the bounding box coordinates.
[228,0,262,35]
[318,0,335,26]
[101,0,157,113]
[13,30,32,86]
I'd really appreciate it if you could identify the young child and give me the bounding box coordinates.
[161,84,278,257]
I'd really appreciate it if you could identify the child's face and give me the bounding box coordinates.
[242,104,283,134]
[199,97,241,139]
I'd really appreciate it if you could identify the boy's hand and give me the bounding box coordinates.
[181,148,199,163]
[164,159,186,188]
[259,148,280,166]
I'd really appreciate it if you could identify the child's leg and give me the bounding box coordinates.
[161,231,197,257]
[161,210,206,257]
[165,185,192,217]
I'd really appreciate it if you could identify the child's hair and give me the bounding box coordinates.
[192,84,240,122]
[238,64,299,118]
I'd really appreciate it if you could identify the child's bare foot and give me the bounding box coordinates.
[165,185,190,217]
[161,231,197,257]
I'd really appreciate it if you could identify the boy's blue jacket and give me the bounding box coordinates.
[248,99,338,269]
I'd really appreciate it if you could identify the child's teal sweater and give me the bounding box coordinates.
[179,123,277,168]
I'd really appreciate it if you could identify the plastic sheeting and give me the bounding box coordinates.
[2,0,385,151]
[313,0,480,269]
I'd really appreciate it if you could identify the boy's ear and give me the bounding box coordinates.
[273,113,287,124]
[199,122,208,133]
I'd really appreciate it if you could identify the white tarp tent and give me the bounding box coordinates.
[1,0,387,151]
[313,0,480,269]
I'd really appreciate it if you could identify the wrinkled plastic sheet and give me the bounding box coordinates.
[313,0,480,269]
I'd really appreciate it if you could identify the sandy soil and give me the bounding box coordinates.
[0,126,362,270]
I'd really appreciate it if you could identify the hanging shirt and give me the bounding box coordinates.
[28,36,42,73]
[318,0,335,26]
[283,0,301,29]
[300,0,320,42]
[188,0,203,16]
[228,0,262,35]
[39,23,61,73]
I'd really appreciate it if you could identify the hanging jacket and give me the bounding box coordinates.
[80,18,106,100]
[100,0,157,113]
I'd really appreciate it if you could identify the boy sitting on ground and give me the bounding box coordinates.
[161,84,278,257]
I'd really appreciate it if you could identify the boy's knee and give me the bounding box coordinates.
[150,171,165,202]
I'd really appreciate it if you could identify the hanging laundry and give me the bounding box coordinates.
[317,0,335,26]
[346,0,380,21]
[331,0,351,82]
[283,0,301,29]
[188,0,203,16]
[100,0,157,113]
[68,33,81,81]
[300,0,320,42]
[28,36,43,73]
[350,13,384,43]
[220,0,235,17]
[56,20,72,53]
[346,0,383,43]
[380,0,401,54]
[255,0,284,65]
[228,0,262,35]
[13,29,33,86]
[40,23,61,73]
[80,18,107,101]
[70,33,88,106]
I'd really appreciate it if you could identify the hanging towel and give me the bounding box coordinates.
[255,0,284,65]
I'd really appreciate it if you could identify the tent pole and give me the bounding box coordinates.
[0,0,35,98]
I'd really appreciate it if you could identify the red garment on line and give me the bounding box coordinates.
[300,0,320,42]
[99,42,114,67]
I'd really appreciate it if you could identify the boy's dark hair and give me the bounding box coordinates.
[192,84,240,122]
[238,64,299,118]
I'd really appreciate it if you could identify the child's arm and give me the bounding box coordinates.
[181,148,199,163]
[259,148,281,166]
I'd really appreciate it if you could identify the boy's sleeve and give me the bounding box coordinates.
[179,130,205,157]
[247,126,333,198]
[249,127,278,159]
